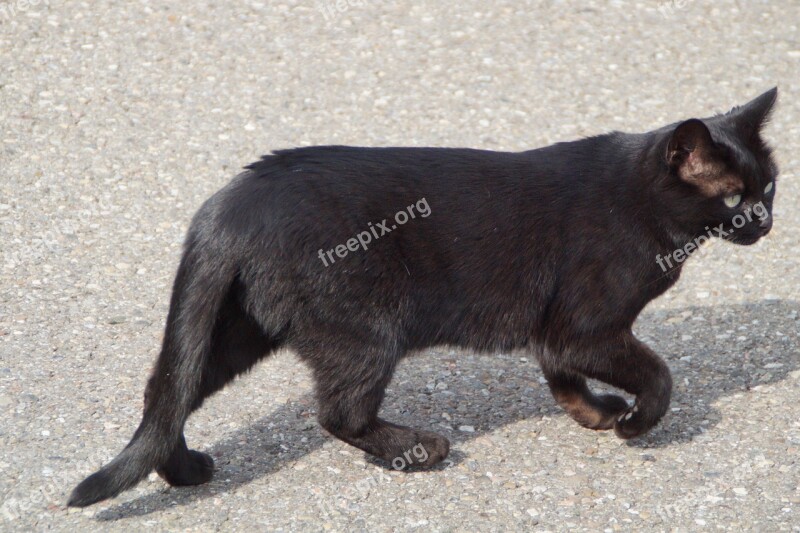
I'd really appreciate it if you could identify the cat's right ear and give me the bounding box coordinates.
[728,87,778,139]
[666,118,717,181]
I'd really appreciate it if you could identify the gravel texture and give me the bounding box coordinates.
[2,0,800,531]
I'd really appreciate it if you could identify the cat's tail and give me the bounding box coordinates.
[68,229,234,507]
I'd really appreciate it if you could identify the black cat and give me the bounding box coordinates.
[69,88,778,507]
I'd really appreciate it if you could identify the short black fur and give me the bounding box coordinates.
[69,88,778,507]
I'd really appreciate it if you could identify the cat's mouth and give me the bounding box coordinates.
[725,229,769,246]
[717,214,772,245]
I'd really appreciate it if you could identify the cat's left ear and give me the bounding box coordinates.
[727,87,778,138]
[666,118,717,182]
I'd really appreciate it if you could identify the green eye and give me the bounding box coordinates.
[764,182,774,194]
[724,194,742,208]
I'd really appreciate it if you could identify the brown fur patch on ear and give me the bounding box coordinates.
[679,155,744,197]
[667,118,741,196]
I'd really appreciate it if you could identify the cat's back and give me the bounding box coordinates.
[243,145,523,184]
[211,145,528,228]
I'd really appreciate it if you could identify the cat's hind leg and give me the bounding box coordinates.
[296,337,449,469]
[543,370,629,430]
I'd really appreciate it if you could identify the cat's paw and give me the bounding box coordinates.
[613,404,650,439]
[390,430,450,469]
[588,393,630,430]
[157,449,215,486]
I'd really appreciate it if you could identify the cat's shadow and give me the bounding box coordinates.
[95,300,799,520]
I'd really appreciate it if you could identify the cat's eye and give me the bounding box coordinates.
[764,182,774,194]
[723,194,742,208]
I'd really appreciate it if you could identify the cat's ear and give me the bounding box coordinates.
[666,118,717,181]
[727,87,778,138]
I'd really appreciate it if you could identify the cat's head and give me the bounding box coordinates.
[658,87,778,246]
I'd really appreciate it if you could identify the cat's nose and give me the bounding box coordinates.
[759,215,772,233]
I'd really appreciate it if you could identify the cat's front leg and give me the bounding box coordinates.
[601,334,672,439]
[543,370,630,430]
[549,333,672,439]
[298,336,451,469]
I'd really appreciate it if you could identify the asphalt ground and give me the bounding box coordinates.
[1,0,799,531]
